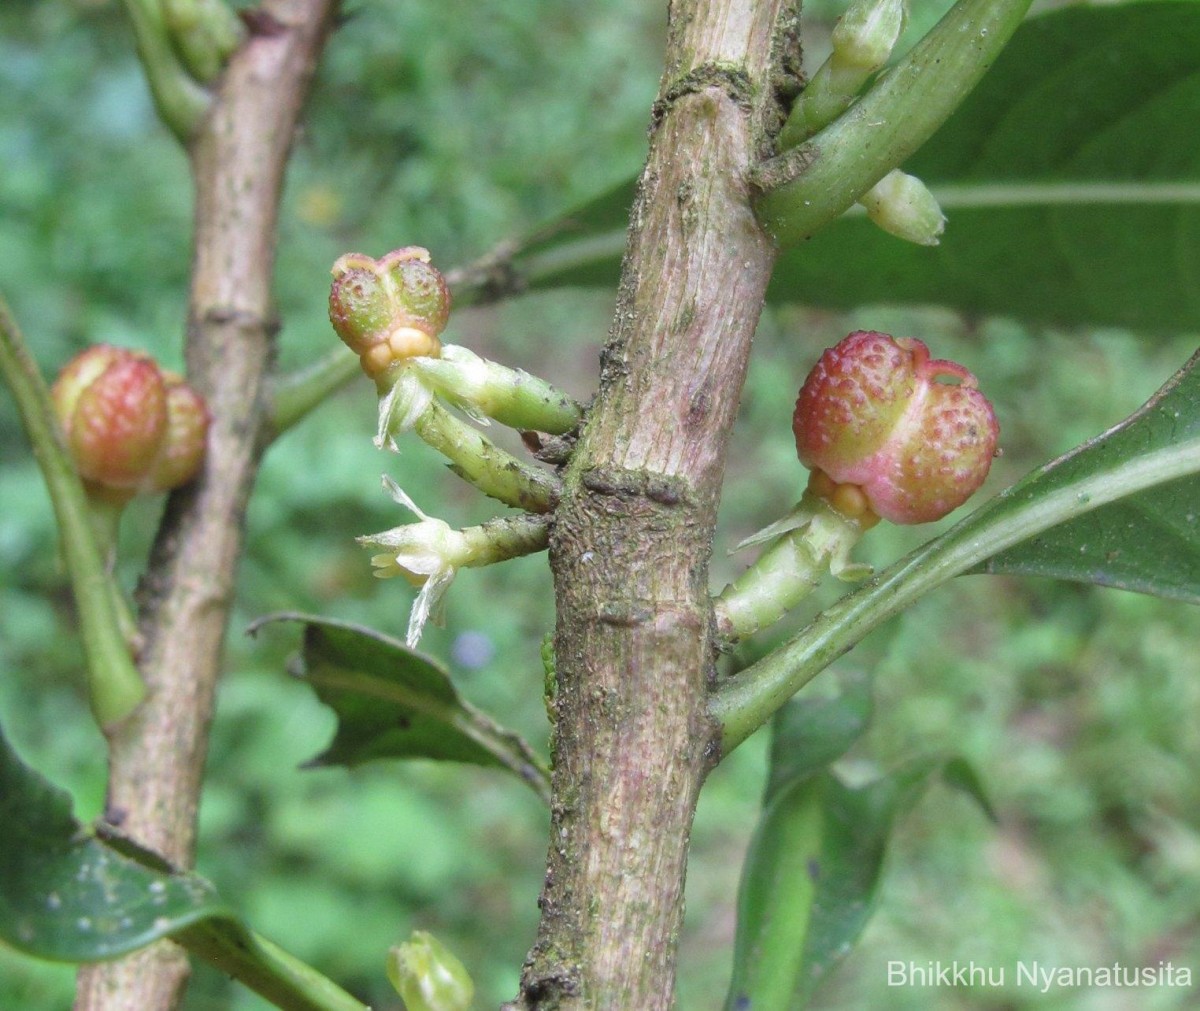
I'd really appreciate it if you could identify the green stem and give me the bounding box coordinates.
[711,439,1200,754]
[718,533,826,641]
[715,495,869,641]
[753,0,1033,248]
[414,400,560,512]
[83,493,144,647]
[266,346,362,438]
[410,345,583,435]
[457,512,551,569]
[122,0,211,142]
[778,55,874,150]
[177,921,369,1011]
[0,296,145,727]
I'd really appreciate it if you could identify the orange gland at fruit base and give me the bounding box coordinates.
[806,468,881,530]
[329,247,451,382]
[793,331,999,525]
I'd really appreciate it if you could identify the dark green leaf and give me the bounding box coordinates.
[0,720,231,962]
[517,3,1200,332]
[724,775,824,1011]
[796,766,932,1005]
[941,756,997,823]
[0,720,367,1011]
[771,0,1200,331]
[250,613,550,802]
[970,349,1200,600]
[762,672,872,803]
[725,756,935,1011]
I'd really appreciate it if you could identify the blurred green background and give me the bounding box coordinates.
[2,1,1198,1008]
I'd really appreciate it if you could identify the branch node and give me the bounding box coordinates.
[651,64,754,129]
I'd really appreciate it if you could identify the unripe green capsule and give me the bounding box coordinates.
[329,247,450,383]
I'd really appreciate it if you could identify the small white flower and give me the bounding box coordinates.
[358,476,469,646]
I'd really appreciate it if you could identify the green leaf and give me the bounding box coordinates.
[941,756,997,824]
[770,0,1200,330]
[515,3,1200,331]
[250,613,551,803]
[762,672,872,802]
[0,719,367,1011]
[714,348,1200,752]
[725,748,935,1010]
[723,683,872,1011]
[970,352,1200,596]
[724,774,823,1011]
[794,766,931,1006]
[0,721,230,962]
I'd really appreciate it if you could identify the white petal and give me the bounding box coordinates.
[375,370,434,448]
[391,548,445,578]
[380,474,431,521]
[406,566,457,647]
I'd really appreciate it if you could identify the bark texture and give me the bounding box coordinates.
[74,3,338,1008]
[512,1,799,1006]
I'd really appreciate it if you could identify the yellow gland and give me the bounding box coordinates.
[328,247,451,383]
[360,326,443,380]
[808,468,881,530]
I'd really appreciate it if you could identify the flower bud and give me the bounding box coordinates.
[859,169,945,246]
[793,331,998,524]
[831,0,907,73]
[51,345,209,500]
[161,0,245,84]
[329,247,450,381]
[386,931,474,1011]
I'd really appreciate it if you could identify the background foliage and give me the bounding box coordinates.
[2,0,1198,1008]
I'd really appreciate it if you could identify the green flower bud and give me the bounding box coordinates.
[858,169,946,246]
[409,344,583,434]
[386,931,474,1011]
[162,0,245,84]
[779,0,907,146]
[329,247,451,383]
[831,0,907,74]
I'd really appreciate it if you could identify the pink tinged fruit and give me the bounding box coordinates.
[51,345,210,500]
[793,330,999,525]
[148,377,211,492]
[52,346,168,490]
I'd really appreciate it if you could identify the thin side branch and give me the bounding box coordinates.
[74,3,340,1009]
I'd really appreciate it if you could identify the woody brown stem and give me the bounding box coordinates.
[508,1,799,1007]
[73,3,339,1008]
